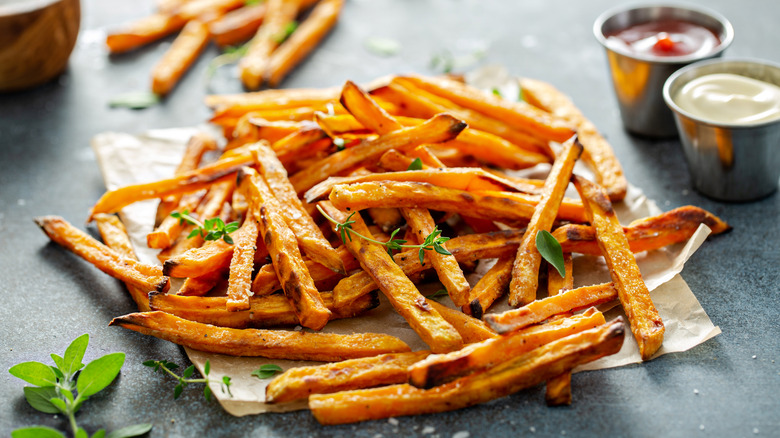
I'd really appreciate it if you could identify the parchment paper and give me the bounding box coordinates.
[92,128,720,417]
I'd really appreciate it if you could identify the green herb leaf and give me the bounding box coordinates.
[11,426,65,438]
[50,354,65,372]
[274,21,298,43]
[333,137,346,151]
[426,289,449,299]
[364,37,401,57]
[491,87,502,97]
[536,230,565,277]
[222,376,232,396]
[244,0,264,5]
[204,385,212,401]
[75,428,88,438]
[23,387,61,414]
[9,361,58,387]
[183,365,195,379]
[204,360,211,376]
[105,423,153,438]
[48,398,68,413]
[62,333,89,377]
[252,364,283,379]
[173,383,183,399]
[407,158,423,171]
[76,352,125,398]
[108,92,160,110]
[92,429,106,438]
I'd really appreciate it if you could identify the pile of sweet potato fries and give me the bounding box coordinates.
[36,74,730,424]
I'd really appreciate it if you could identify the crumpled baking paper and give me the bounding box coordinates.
[92,127,720,417]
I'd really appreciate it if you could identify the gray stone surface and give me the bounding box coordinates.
[1,0,778,437]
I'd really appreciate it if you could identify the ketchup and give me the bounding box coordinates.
[605,19,721,58]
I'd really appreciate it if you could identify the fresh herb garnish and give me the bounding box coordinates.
[333,137,346,151]
[108,92,160,110]
[245,0,264,5]
[491,87,502,98]
[205,42,251,80]
[274,21,298,44]
[407,158,423,171]
[251,364,283,379]
[9,334,151,438]
[536,230,565,277]
[317,205,452,263]
[364,37,401,57]
[171,210,239,244]
[142,359,231,401]
[426,289,449,300]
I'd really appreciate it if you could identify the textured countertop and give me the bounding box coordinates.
[1,0,778,437]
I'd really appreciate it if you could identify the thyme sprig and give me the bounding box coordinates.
[171,210,239,244]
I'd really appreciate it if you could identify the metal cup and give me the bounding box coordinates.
[594,4,733,137]
[663,59,780,201]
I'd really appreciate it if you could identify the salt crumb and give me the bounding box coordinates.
[452,432,470,438]
[752,355,757,359]
[700,424,705,431]
[693,389,699,395]
[388,418,399,426]
[753,427,759,434]
[529,426,536,433]
[422,426,436,435]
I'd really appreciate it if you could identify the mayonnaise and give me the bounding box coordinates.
[674,73,780,124]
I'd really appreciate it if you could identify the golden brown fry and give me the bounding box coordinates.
[509,138,582,307]
[290,114,467,194]
[400,74,576,143]
[251,144,344,274]
[206,86,339,113]
[148,192,204,249]
[93,213,152,311]
[427,300,496,344]
[239,167,331,330]
[149,290,379,328]
[151,20,210,96]
[484,283,617,334]
[251,246,357,296]
[208,4,267,47]
[226,209,259,311]
[545,373,572,406]
[340,80,402,133]
[464,255,513,318]
[266,351,431,403]
[106,13,185,54]
[554,205,731,255]
[178,270,225,296]
[239,0,302,90]
[309,318,624,424]
[409,309,605,389]
[174,0,246,22]
[247,118,318,144]
[521,77,628,201]
[35,216,169,293]
[110,311,410,360]
[574,175,664,360]
[265,0,344,87]
[319,202,463,353]
[328,181,587,224]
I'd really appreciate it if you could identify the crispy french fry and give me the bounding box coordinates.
[329,181,587,224]
[427,300,496,344]
[309,318,624,424]
[252,245,357,295]
[208,4,267,47]
[400,74,576,143]
[508,138,582,307]
[319,202,463,353]
[238,0,302,90]
[149,290,379,328]
[239,167,331,330]
[409,308,605,389]
[265,0,344,87]
[266,351,431,403]
[206,86,339,113]
[178,270,225,296]
[251,144,344,274]
[246,118,318,144]
[290,114,467,194]
[225,208,259,311]
[484,283,617,334]
[574,175,664,360]
[110,311,410,360]
[464,255,513,318]
[521,77,627,201]
[106,13,185,54]
[93,213,152,311]
[554,205,731,255]
[151,20,211,96]
[35,216,169,293]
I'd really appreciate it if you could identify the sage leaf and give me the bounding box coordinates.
[63,333,89,377]
[11,426,65,438]
[23,387,60,414]
[9,362,58,387]
[536,230,565,277]
[105,423,153,438]
[76,352,125,398]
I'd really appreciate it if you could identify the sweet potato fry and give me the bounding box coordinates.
[93,214,152,311]
[266,350,431,403]
[290,114,467,194]
[206,86,339,113]
[174,0,246,22]
[239,167,331,330]
[548,253,574,296]
[574,175,664,360]
[149,290,378,328]
[521,77,628,201]
[251,144,344,274]
[225,208,259,311]
[151,20,211,96]
[309,318,624,424]
[247,118,318,144]
[178,270,225,296]
[328,181,587,224]
[110,311,410,360]
[508,138,582,307]
[409,308,605,389]
[106,13,186,54]
[464,255,513,318]
[208,4,267,47]
[35,216,169,293]
[265,0,344,87]
[319,202,463,353]
[147,192,205,249]
[427,300,496,344]
[252,246,357,295]
[239,0,302,90]
[554,205,731,255]
[484,283,617,334]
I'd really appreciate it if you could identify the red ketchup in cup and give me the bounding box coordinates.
[605,19,721,58]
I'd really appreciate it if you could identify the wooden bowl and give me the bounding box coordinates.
[0,0,80,92]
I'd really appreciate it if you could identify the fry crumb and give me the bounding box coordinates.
[752,355,757,359]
